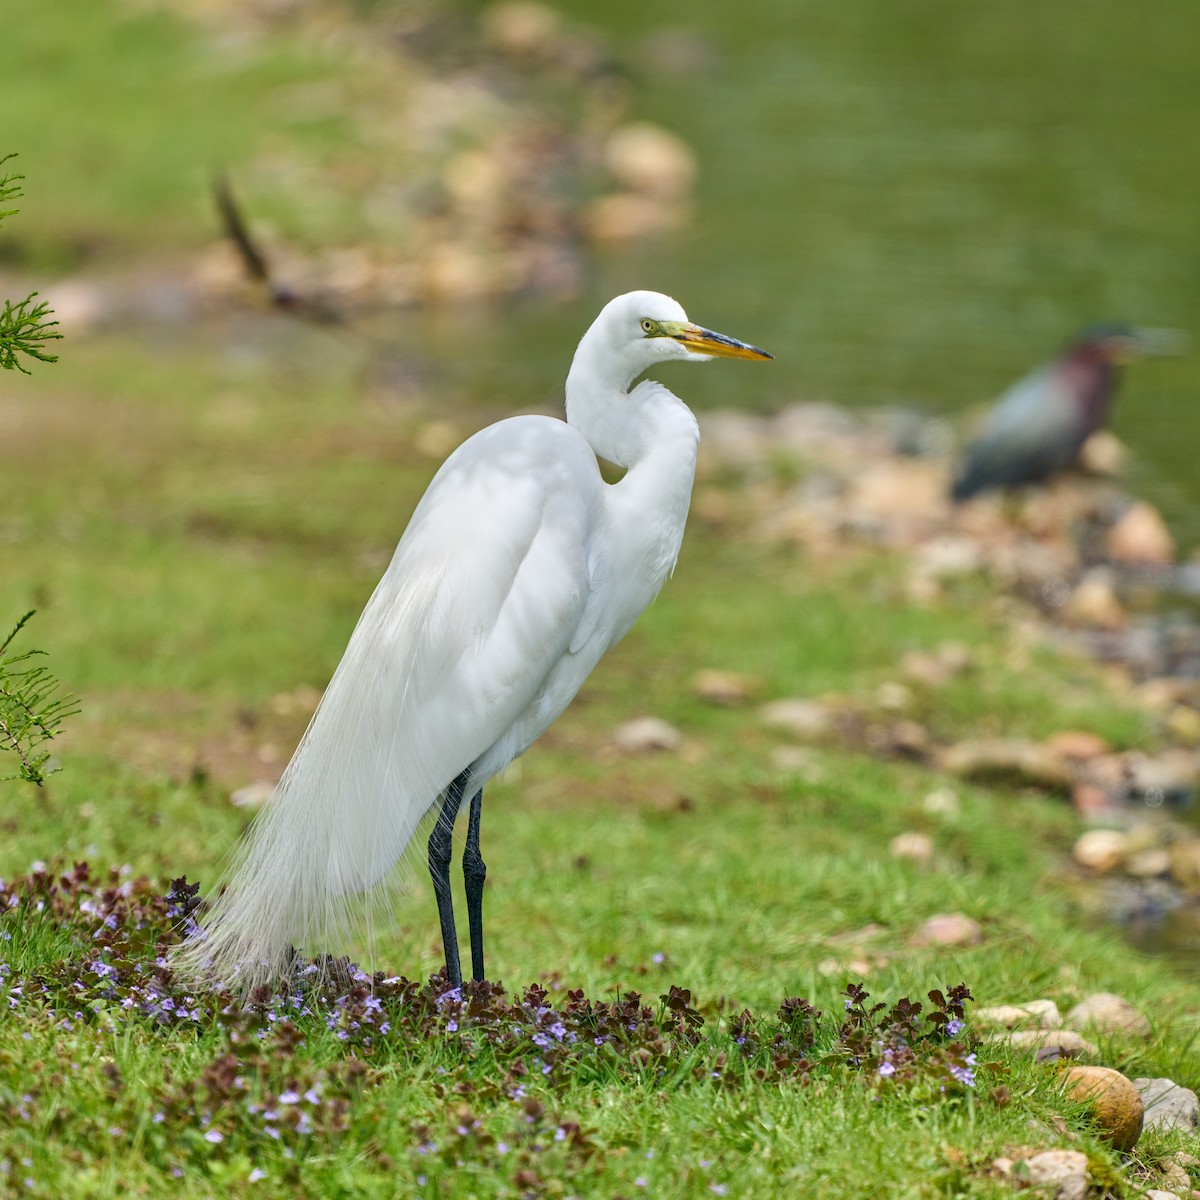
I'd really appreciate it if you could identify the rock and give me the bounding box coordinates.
[911,535,986,580]
[875,681,914,711]
[759,698,835,740]
[603,122,697,200]
[994,1149,1089,1200]
[889,831,934,864]
[692,669,759,706]
[939,738,1073,791]
[922,788,960,819]
[1044,730,1111,762]
[1134,1078,1199,1133]
[1060,1064,1144,1150]
[613,717,682,754]
[1072,829,1129,873]
[846,460,946,524]
[1142,1191,1181,1200]
[230,782,275,808]
[974,1000,1062,1030]
[1168,838,1200,895]
[1127,750,1199,808]
[1125,847,1171,878]
[1106,501,1174,566]
[1167,705,1200,745]
[768,746,823,780]
[481,1,562,58]
[1063,569,1126,631]
[911,912,982,947]
[1071,782,1121,819]
[1065,993,1151,1038]
[1002,1029,1099,1061]
[1079,428,1127,476]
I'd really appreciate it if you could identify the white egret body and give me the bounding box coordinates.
[179,291,770,991]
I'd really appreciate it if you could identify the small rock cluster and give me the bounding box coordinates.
[979,990,1199,1197]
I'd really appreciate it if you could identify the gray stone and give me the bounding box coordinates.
[1133,1077,1199,1132]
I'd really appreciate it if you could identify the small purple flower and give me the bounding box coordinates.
[946,1018,964,1036]
[710,1187,728,1196]
[877,1062,896,1078]
[248,1168,267,1182]
[279,1090,300,1105]
[204,1129,223,1144]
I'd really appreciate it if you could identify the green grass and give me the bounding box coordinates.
[2,3,1199,1195]
[2,324,1199,1197]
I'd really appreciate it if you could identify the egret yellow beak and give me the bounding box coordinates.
[661,321,773,361]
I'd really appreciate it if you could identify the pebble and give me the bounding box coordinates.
[1059,1064,1144,1150]
[910,912,982,947]
[612,717,682,754]
[691,669,759,706]
[1001,1029,1099,1061]
[1168,839,1200,894]
[230,782,275,808]
[993,1150,1089,1200]
[1072,829,1128,873]
[1134,1078,1200,1133]
[603,122,697,200]
[939,738,1073,790]
[1063,569,1126,630]
[889,831,934,864]
[1125,847,1171,878]
[1106,500,1175,566]
[922,788,960,819]
[1065,993,1151,1038]
[1044,730,1111,761]
[974,1000,1062,1030]
[759,698,835,740]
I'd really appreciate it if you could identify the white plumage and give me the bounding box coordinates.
[175,290,770,991]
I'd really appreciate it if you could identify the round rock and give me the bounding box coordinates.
[1133,1078,1200,1133]
[1060,1064,1144,1151]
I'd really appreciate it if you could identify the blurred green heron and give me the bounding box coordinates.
[951,325,1181,502]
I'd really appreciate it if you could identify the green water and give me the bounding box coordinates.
[438,0,1200,544]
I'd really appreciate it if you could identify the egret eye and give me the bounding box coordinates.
[640,318,656,335]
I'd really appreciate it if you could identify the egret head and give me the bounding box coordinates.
[592,290,772,377]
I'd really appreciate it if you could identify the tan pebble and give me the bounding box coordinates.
[1079,428,1127,476]
[1071,781,1119,818]
[1106,501,1174,566]
[922,788,960,819]
[603,122,697,200]
[1065,993,1151,1038]
[889,831,934,864]
[1060,1064,1145,1150]
[691,669,759,706]
[1133,677,1193,712]
[1045,730,1111,761]
[939,738,1073,790]
[875,681,914,711]
[999,1029,1099,1059]
[1072,829,1128,873]
[612,717,682,754]
[911,912,982,947]
[975,1000,1062,1030]
[1167,706,1200,745]
[481,1,562,57]
[1168,839,1200,895]
[1063,569,1126,630]
[758,698,835,739]
[1125,848,1171,878]
[230,782,275,808]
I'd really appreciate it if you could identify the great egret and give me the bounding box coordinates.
[177,290,771,991]
[951,325,1178,501]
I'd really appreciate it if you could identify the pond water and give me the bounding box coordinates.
[434,0,1200,545]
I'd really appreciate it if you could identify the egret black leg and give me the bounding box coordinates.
[429,771,469,988]
[463,786,486,982]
